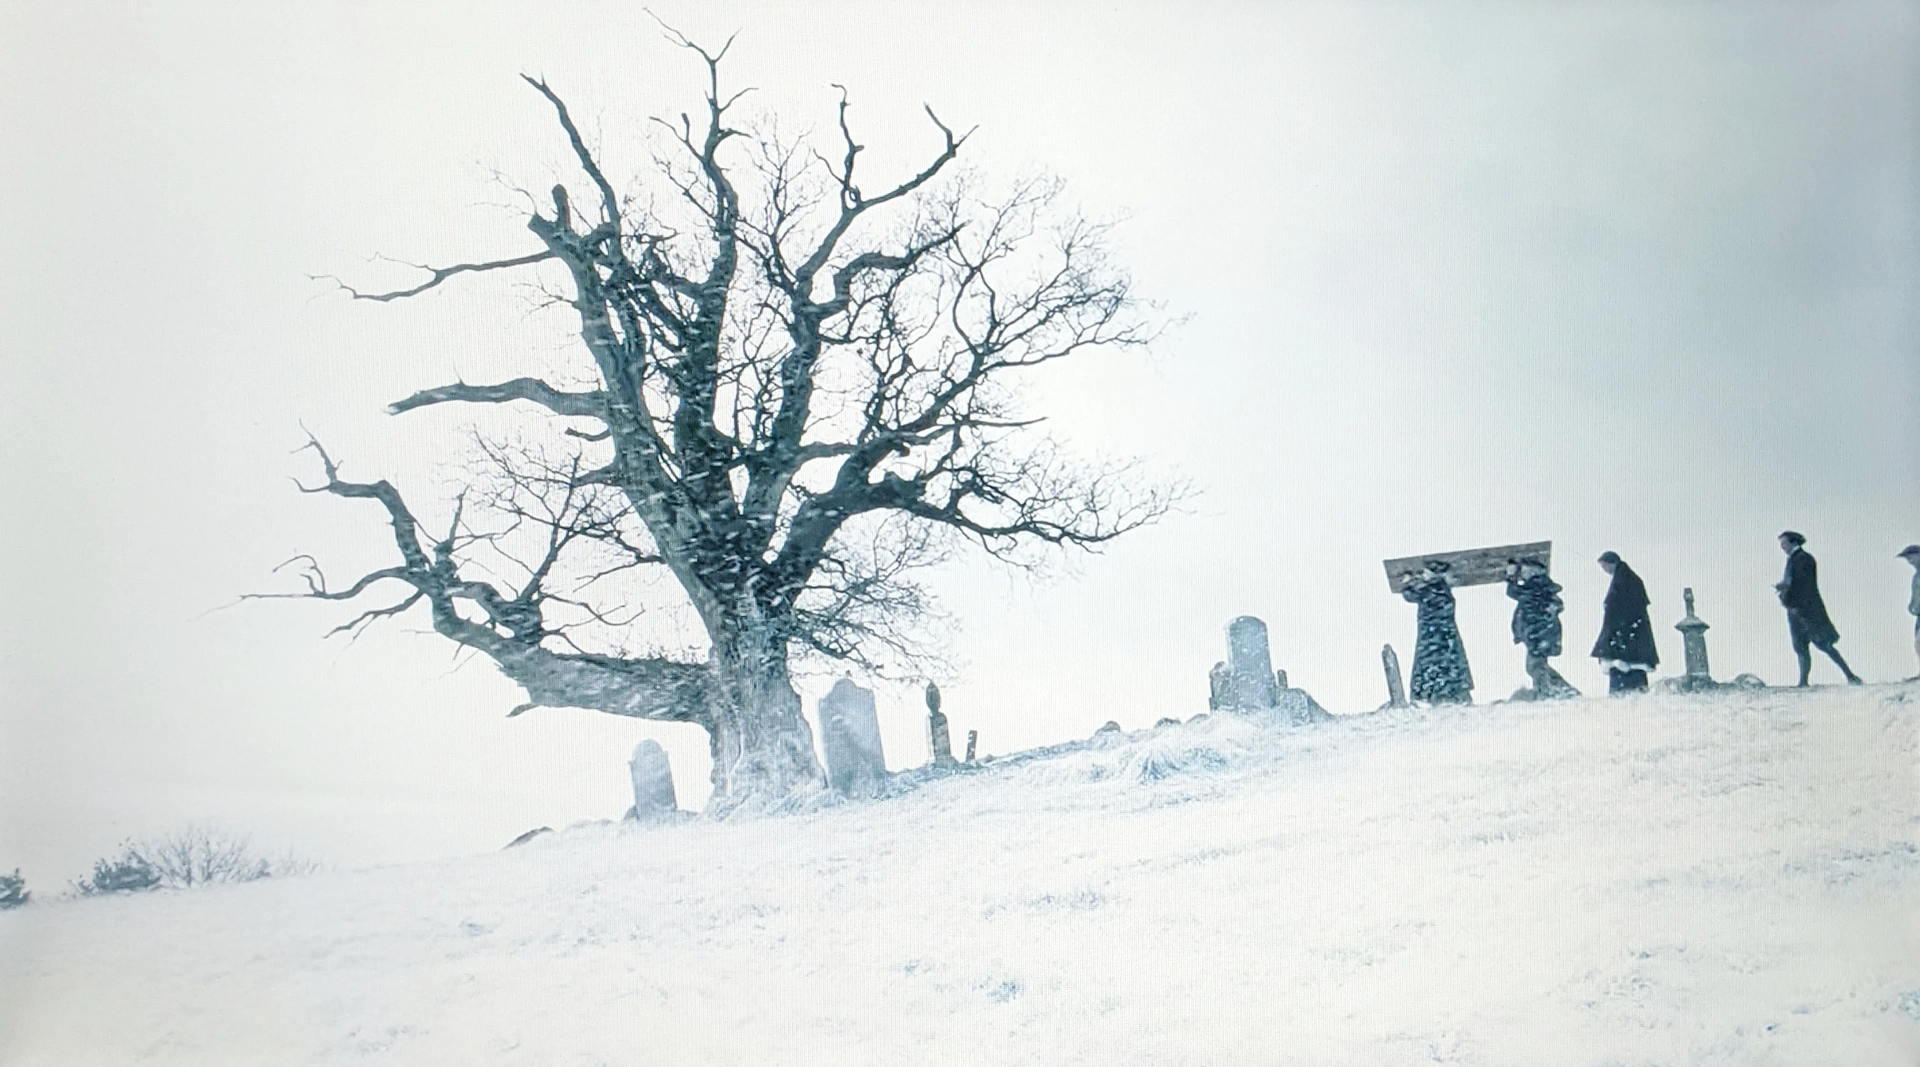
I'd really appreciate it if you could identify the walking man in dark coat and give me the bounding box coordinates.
[1505,556,1579,698]
[1402,559,1473,705]
[1775,531,1862,686]
[1592,551,1658,694]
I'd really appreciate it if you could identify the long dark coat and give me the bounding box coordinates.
[1403,574,1473,703]
[1778,547,1840,646]
[1506,573,1565,659]
[1591,561,1659,669]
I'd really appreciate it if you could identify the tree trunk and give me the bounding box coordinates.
[703,619,826,814]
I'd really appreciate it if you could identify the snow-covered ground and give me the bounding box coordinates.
[3,684,1917,1066]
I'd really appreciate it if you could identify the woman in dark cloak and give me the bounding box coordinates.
[1591,550,1658,694]
[1401,559,1473,705]
[1505,556,1578,698]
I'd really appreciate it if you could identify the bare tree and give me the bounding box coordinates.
[284,32,1176,813]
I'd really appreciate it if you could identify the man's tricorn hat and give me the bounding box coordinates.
[1597,550,1621,565]
[1780,530,1807,546]
[1899,544,1920,558]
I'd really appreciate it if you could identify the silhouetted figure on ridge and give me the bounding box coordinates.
[1775,531,1861,687]
[1592,551,1658,695]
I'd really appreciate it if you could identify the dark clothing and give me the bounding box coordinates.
[1403,574,1473,704]
[1506,573,1565,658]
[1608,668,1649,694]
[1591,562,1659,670]
[1778,547,1840,648]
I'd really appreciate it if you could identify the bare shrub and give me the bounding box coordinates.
[72,827,323,896]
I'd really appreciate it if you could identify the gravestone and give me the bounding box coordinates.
[1656,588,1767,693]
[818,677,887,796]
[627,739,679,822]
[1226,616,1281,708]
[1207,615,1327,724]
[1676,588,1712,687]
[1381,644,1409,709]
[925,682,956,767]
[964,730,978,763]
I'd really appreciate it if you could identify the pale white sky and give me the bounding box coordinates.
[3,0,1915,884]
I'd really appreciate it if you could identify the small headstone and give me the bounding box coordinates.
[1095,720,1122,735]
[627,739,679,822]
[1154,716,1181,728]
[965,730,978,763]
[1207,661,1233,710]
[818,677,887,796]
[925,682,955,766]
[1381,644,1409,708]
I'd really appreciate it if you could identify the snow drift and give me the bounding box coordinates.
[3,684,1917,1066]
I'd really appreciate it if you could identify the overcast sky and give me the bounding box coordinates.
[3,0,1915,883]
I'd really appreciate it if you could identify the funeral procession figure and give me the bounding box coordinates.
[1775,531,1863,687]
[1592,551,1658,694]
[1401,559,1474,705]
[1505,556,1579,698]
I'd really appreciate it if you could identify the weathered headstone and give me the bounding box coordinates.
[1381,644,1409,708]
[1657,587,1753,694]
[964,730,978,763]
[627,739,678,822]
[1676,588,1712,686]
[1207,661,1233,709]
[1207,615,1327,724]
[818,677,887,796]
[1227,616,1281,708]
[925,682,955,766]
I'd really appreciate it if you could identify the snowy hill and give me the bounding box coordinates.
[4,685,1917,1066]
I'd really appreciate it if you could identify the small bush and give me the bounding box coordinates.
[72,846,161,896]
[72,827,322,897]
[0,869,28,909]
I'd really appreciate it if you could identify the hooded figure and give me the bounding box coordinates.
[1401,559,1473,705]
[1591,551,1658,694]
[1775,531,1861,686]
[1505,557,1578,698]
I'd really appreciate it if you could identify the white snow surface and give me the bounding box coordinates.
[4,685,1918,1066]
